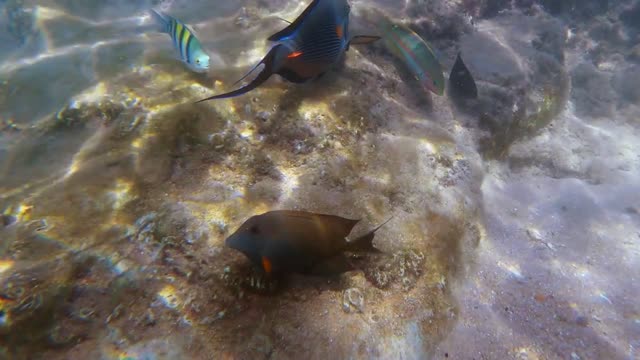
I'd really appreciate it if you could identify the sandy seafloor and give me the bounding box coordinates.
[0,0,639,359]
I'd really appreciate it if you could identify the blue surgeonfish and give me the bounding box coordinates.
[150,9,210,73]
[195,0,380,102]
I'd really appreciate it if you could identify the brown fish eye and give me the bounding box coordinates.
[250,225,259,234]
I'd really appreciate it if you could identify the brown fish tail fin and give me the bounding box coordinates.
[345,216,393,253]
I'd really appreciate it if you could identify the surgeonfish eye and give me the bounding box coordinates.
[196,59,200,64]
[250,225,260,234]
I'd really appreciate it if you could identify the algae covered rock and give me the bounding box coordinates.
[0,256,74,349]
[571,62,616,119]
[456,11,570,158]
[0,0,490,358]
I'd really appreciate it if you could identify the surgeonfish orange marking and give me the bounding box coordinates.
[288,51,303,58]
[336,25,343,39]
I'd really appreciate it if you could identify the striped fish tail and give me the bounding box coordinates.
[150,9,171,34]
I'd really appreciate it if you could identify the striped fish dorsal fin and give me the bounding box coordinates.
[268,0,321,41]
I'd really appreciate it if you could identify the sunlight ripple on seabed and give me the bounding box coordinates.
[0,6,149,74]
[0,36,149,75]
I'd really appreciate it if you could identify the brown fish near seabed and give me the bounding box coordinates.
[224,210,392,277]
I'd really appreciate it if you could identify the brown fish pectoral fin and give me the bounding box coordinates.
[345,216,393,253]
[310,254,355,276]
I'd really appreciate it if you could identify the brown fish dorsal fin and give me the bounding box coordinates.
[273,210,360,237]
[267,0,321,42]
[312,213,360,239]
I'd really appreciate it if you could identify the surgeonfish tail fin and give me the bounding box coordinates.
[194,44,283,103]
[150,9,170,33]
[345,216,393,253]
[232,58,266,87]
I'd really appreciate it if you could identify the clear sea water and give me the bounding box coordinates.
[1,0,639,359]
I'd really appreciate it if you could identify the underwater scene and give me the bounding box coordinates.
[1,0,639,359]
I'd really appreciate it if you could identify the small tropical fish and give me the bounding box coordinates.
[195,0,380,102]
[377,19,445,96]
[150,9,210,73]
[448,52,477,99]
[225,210,391,276]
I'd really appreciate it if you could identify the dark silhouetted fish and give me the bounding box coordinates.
[195,0,380,102]
[225,210,391,276]
[448,52,477,99]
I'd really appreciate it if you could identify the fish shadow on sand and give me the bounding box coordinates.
[218,249,384,297]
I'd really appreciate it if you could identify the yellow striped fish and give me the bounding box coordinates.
[150,9,210,72]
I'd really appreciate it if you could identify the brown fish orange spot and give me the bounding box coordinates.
[336,25,343,39]
[262,256,272,274]
[287,51,303,58]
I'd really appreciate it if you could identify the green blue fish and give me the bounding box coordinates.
[378,19,445,96]
[195,0,380,102]
[150,9,210,73]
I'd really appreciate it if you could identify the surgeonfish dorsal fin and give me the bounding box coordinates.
[267,0,321,41]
